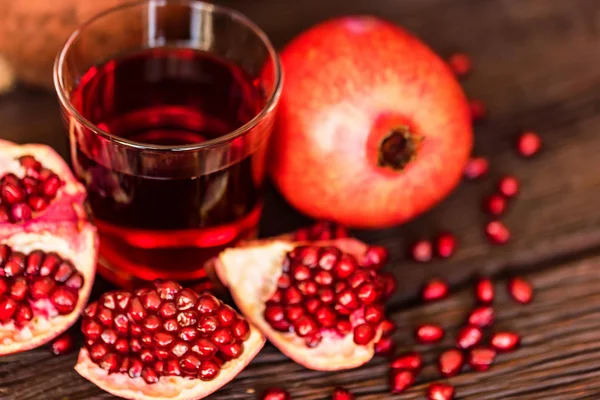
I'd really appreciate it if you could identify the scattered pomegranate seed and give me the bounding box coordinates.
[483,194,507,216]
[490,331,521,352]
[422,278,449,302]
[331,387,354,400]
[438,349,464,377]
[390,369,415,394]
[468,306,495,328]
[468,347,496,371]
[374,337,396,356]
[415,324,444,344]
[475,278,494,304]
[469,99,486,121]
[498,176,519,198]
[261,388,291,400]
[427,383,455,400]
[411,240,433,263]
[435,233,457,259]
[448,52,472,76]
[51,332,74,355]
[391,352,422,371]
[485,221,510,245]
[517,131,541,157]
[380,319,396,337]
[464,157,489,180]
[508,277,533,304]
[456,325,483,350]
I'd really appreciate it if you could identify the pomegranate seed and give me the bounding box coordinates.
[380,272,397,298]
[314,270,333,286]
[39,253,61,276]
[284,287,303,305]
[318,247,341,270]
[334,255,357,279]
[415,324,444,343]
[337,289,359,309]
[11,203,32,222]
[356,282,381,304]
[517,131,541,157]
[1,182,25,205]
[484,194,507,216]
[438,349,464,377]
[508,277,533,304]
[314,306,336,327]
[381,319,396,337]
[411,240,433,262]
[363,304,384,325]
[436,233,457,258]
[485,221,510,245]
[0,298,18,322]
[468,347,496,371]
[374,337,395,356]
[294,315,318,338]
[448,52,471,76]
[0,207,9,222]
[19,155,42,172]
[336,319,352,335]
[65,273,84,289]
[332,387,355,400]
[391,352,422,370]
[390,369,415,394]
[28,196,48,211]
[22,176,39,195]
[100,353,119,373]
[428,383,455,400]
[25,250,44,275]
[456,325,483,350]
[468,306,494,328]
[15,304,33,325]
[491,331,520,352]
[353,323,375,345]
[51,332,74,355]
[41,174,62,197]
[469,99,486,121]
[498,176,519,198]
[422,278,449,301]
[361,246,389,270]
[475,278,494,304]
[306,297,322,312]
[50,287,78,314]
[464,157,488,180]
[54,261,75,283]
[261,388,291,400]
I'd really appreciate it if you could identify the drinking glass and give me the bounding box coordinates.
[54,0,282,287]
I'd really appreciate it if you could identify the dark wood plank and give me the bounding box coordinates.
[2,0,600,398]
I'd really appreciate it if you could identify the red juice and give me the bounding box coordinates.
[69,48,266,286]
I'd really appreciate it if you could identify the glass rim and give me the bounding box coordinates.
[53,0,282,152]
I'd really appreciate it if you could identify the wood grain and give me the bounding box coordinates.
[2,0,600,398]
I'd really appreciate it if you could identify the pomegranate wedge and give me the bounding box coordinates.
[216,238,392,371]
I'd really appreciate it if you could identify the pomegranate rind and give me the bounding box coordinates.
[0,139,88,222]
[216,238,383,371]
[75,326,265,400]
[0,223,97,355]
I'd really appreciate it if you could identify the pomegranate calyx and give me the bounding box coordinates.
[378,126,423,171]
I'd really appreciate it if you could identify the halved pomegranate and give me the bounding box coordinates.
[75,281,265,400]
[215,238,392,371]
[0,140,97,355]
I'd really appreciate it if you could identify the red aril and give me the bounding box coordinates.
[438,349,464,377]
[0,146,97,356]
[517,131,541,157]
[428,383,455,400]
[456,325,483,350]
[435,233,457,259]
[215,239,388,371]
[468,306,495,328]
[51,332,74,355]
[332,387,355,400]
[448,52,472,77]
[422,278,449,301]
[391,352,422,371]
[411,240,433,263]
[485,221,510,245]
[508,277,533,304]
[374,336,395,356]
[380,319,396,337]
[490,331,520,352]
[498,176,519,198]
[76,281,265,400]
[415,324,444,344]
[484,194,507,216]
[261,388,291,400]
[468,347,496,371]
[390,369,415,394]
[469,99,486,121]
[271,17,473,228]
[475,278,494,304]
[464,157,489,180]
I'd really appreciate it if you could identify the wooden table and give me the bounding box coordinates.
[2,0,600,398]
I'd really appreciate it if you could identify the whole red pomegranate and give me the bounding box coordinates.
[271,17,472,228]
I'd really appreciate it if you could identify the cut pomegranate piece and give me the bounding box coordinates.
[391,352,422,371]
[332,387,354,400]
[475,278,494,304]
[490,331,520,352]
[415,324,444,344]
[76,281,265,400]
[215,239,387,371]
[428,383,455,400]
[422,278,449,302]
[517,131,541,157]
[468,306,495,328]
[438,349,464,377]
[508,277,533,304]
[390,369,415,393]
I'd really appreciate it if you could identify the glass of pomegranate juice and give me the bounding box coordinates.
[53,0,282,286]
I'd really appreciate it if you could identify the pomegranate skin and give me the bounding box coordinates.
[271,16,473,228]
